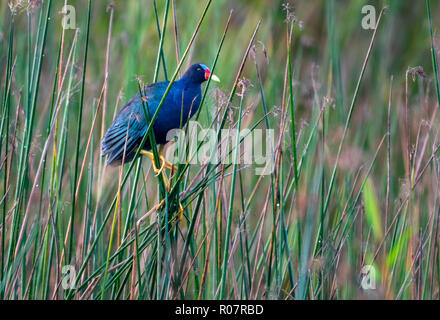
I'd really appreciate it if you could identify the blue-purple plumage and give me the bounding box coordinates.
[101,63,212,166]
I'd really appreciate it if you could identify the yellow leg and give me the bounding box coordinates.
[178,202,184,221]
[139,150,167,189]
[138,148,184,220]
[139,150,177,172]
[140,149,179,191]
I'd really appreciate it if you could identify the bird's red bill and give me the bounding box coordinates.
[203,68,220,82]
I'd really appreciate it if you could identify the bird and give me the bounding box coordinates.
[101,63,220,179]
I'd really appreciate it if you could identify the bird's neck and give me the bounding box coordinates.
[179,77,201,90]
[174,80,202,118]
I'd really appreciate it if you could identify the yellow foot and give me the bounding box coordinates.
[140,149,178,190]
[178,202,184,221]
[139,150,177,173]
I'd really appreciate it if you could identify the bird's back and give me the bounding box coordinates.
[101,80,201,165]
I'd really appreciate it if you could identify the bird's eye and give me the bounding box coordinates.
[197,68,201,71]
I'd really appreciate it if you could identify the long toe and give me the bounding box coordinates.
[160,155,177,171]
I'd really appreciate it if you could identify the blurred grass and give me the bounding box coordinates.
[1,0,440,299]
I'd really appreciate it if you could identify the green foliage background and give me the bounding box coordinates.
[1,0,440,299]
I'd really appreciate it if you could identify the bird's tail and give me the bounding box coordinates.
[101,125,139,166]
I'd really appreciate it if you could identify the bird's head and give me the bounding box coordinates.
[182,63,220,85]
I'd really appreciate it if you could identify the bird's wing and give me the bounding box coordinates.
[101,109,147,164]
[101,81,172,165]
[139,81,171,117]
